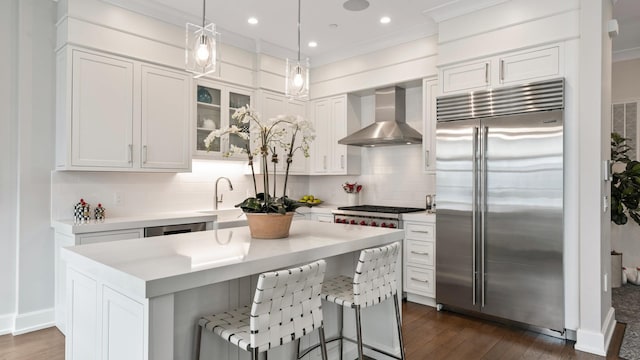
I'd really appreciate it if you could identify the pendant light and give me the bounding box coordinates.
[285,0,309,100]
[186,0,220,78]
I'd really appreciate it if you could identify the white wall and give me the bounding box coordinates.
[2,0,58,335]
[51,160,309,219]
[308,86,433,206]
[612,58,640,101]
[611,59,640,267]
[0,0,18,335]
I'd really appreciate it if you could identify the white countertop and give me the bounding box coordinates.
[51,210,219,234]
[61,220,404,299]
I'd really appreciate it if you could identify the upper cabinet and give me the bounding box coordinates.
[310,94,361,175]
[423,77,438,173]
[440,45,561,94]
[56,48,191,172]
[258,91,309,175]
[193,80,253,160]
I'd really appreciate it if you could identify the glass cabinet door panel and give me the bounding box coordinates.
[228,92,252,152]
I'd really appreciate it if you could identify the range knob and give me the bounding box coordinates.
[359,220,367,226]
[380,223,387,228]
[388,223,397,228]
[370,221,377,227]
[350,219,357,225]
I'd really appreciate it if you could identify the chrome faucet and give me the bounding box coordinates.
[214,177,234,210]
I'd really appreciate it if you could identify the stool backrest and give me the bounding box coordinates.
[250,260,326,352]
[353,242,400,308]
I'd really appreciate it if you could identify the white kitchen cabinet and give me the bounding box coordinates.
[57,48,192,172]
[257,91,309,174]
[310,94,361,175]
[140,65,191,170]
[55,228,143,334]
[440,45,561,94]
[193,80,253,160]
[423,78,438,173]
[404,220,436,306]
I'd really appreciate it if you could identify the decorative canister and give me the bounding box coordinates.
[347,192,360,206]
[74,198,91,223]
[94,203,106,222]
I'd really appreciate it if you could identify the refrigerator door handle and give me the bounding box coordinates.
[472,126,479,306]
[481,125,489,308]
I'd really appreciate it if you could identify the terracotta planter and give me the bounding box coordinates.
[245,212,295,239]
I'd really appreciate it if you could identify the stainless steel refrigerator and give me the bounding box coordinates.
[435,78,565,333]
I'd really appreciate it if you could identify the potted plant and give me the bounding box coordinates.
[204,105,315,238]
[611,132,640,226]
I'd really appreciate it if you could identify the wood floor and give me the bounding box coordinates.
[0,302,624,359]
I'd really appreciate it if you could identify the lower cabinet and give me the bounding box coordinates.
[55,228,143,334]
[403,220,436,306]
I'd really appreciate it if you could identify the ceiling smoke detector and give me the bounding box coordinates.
[343,0,370,11]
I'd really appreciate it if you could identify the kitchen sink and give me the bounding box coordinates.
[199,209,247,229]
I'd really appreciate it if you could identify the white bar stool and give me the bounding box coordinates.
[195,260,329,360]
[298,242,405,360]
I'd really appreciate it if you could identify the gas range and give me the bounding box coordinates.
[332,205,425,228]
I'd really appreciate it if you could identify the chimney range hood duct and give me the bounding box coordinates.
[338,86,422,147]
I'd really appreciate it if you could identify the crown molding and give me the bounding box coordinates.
[422,0,511,23]
[613,46,640,62]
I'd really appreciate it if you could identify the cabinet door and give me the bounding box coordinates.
[311,99,330,174]
[141,66,191,170]
[423,78,438,173]
[227,88,253,159]
[441,60,490,94]
[71,50,134,168]
[195,83,222,155]
[329,96,348,174]
[498,46,560,85]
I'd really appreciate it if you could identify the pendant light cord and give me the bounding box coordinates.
[201,0,206,28]
[297,0,301,62]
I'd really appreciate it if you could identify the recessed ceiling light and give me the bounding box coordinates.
[247,17,258,25]
[343,0,370,11]
[380,16,391,24]
[308,41,318,48]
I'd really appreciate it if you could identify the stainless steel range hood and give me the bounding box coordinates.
[338,86,422,147]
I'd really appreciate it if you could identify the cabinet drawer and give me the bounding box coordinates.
[405,266,435,297]
[78,229,143,245]
[405,223,434,240]
[406,240,434,267]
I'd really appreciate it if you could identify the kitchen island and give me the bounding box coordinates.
[61,220,404,360]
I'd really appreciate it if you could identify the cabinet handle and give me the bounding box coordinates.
[500,59,504,82]
[412,230,431,234]
[410,251,430,256]
[340,155,345,169]
[485,63,489,83]
[410,277,429,283]
[323,155,327,170]
[128,144,133,163]
[143,145,148,164]
[425,150,430,168]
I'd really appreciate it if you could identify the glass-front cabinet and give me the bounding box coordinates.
[194,80,252,159]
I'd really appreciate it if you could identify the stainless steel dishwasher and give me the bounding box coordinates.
[144,222,207,237]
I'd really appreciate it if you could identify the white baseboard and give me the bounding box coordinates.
[575,307,615,357]
[0,313,15,336]
[12,308,55,335]
[405,293,436,307]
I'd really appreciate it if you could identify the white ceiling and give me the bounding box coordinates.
[104,0,640,66]
[613,0,640,61]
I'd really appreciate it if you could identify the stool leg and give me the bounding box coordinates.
[393,294,406,360]
[250,347,259,360]
[194,323,203,360]
[318,325,328,360]
[338,304,344,360]
[354,305,364,360]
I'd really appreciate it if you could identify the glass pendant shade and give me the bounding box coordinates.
[285,58,309,100]
[186,22,219,78]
